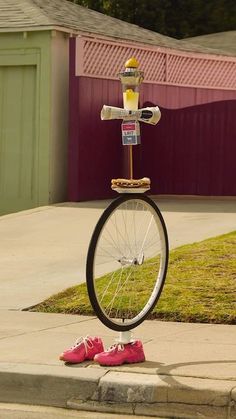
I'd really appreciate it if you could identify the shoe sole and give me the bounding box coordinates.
[59,356,95,363]
[95,356,145,366]
[59,352,103,363]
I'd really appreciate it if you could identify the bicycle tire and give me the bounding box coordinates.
[86,194,169,331]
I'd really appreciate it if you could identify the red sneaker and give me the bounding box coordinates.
[59,336,104,363]
[94,340,145,366]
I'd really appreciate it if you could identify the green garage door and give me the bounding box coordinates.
[0,65,38,215]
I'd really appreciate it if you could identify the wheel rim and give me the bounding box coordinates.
[92,198,167,328]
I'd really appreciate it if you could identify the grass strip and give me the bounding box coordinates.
[31,231,236,324]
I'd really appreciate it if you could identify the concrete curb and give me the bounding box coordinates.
[1,363,236,418]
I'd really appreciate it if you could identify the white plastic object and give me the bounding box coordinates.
[115,331,133,344]
[112,187,150,194]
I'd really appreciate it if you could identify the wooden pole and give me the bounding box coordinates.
[129,145,133,179]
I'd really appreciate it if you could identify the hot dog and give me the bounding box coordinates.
[111,177,150,189]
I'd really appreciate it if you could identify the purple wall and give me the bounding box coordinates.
[141,83,236,109]
[68,76,123,201]
[68,39,236,200]
[141,100,236,196]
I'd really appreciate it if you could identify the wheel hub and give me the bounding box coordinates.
[118,253,144,266]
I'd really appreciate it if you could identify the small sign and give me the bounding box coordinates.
[121,120,140,145]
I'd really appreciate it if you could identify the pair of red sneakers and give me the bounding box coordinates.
[59,336,145,366]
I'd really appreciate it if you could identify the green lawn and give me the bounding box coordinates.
[31,231,236,324]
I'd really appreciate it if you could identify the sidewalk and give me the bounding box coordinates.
[0,197,236,418]
[0,310,236,418]
[0,197,236,310]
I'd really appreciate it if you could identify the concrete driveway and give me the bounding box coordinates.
[0,197,235,310]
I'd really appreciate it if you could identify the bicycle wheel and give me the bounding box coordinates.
[86,194,168,331]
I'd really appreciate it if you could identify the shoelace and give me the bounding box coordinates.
[71,336,94,354]
[106,343,125,353]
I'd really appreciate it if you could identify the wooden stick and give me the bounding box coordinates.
[129,145,133,179]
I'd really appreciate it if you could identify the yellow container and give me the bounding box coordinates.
[123,89,139,110]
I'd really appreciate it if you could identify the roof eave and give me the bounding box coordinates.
[0,25,75,34]
[0,25,234,58]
